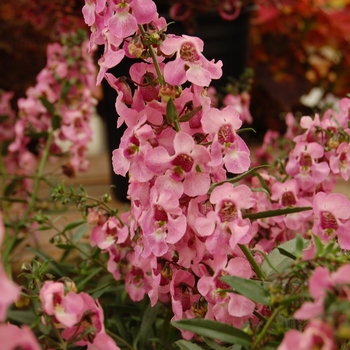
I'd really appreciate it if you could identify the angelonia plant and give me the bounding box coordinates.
[1,0,350,349]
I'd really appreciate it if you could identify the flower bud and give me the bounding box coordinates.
[159,83,182,102]
[128,35,145,59]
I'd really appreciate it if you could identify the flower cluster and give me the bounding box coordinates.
[2,30,97,191]
[1,0,350,349]
[40,280,119,349]
[254,96,350,252]
[83,0,350,345]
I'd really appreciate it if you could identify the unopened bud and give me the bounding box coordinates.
[161,264,173,280]
[60,277,78,293]
[15,295,30,309]
[21,262,33,273]
[192,297,207,318]
[128,35,145,58]
[327,135,340,149]
[159,83,181,102]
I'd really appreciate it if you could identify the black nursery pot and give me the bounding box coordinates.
[100,6,253,202]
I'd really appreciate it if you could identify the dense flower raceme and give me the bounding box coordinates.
[3,30,97,192]
[82,0,350,344]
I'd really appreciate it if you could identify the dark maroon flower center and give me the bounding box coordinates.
[281,191,297,207]
[218,124,235,145]
[218,200,238,222]
[172,153,194,173]
[154,205,168,223]
[299,152,313,167]
[180,42,200,62]
[320,211,338,231]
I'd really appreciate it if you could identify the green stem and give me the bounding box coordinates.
[139,25,165,85]
[51,318,67,350]
[106,329,136,350]
[2,130,54,267]
[238,244,266,281]
[252,305,283,349]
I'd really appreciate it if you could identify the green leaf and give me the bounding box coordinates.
[175,340,205,350]
[60,80,71,99]
[26,247,65,277]
[243,206,312,221]
[178,106,202,122]
[76,266,103,290]
[72,223,88,243]
[295,234,305,257]
[7,309,37,325]
[134,302,162,348]
[204,336,234,350]
[236,127,256,134]
[313,234,324,256]
[277,247,296,260]
[210,165,271,193]
[51,115,62,130]
[261,238,310,278]
[220,275,270,305]
[255,172,271,195]
[166,98,178,124]
[62,219,86,233]
[4,179,20,196]
[55,243,76,250]
[39,96,55,114]
[172,319,252,347]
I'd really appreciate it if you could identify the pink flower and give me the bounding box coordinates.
[201,105,250,174]
[294,265,350,320]
[90,217,129,251]
[40,281,84,328]
[285,141,330,190]
[112,117,155,182]
[108,0,156,38]
[138,184,187,257]
[330,142,350,180]
[312,191,350,249]
[0,323,41,350]
[278,319,336,350]
[161,35,222,86]
[145,131,211,197]
[62,293,120,350]
[197,256,255,322]
[270,179,312,230]
[195,183,254,254]
[223,92,253,124]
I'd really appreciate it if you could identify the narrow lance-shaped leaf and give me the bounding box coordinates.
[175,340,205,350]
[243,206,312,221]
[261,237,310,278]
[172,319,252,347]
[209,165,271,193]
[220,275,270,305]
[166,98,178,124]
[178,106,202,122]
[39,96,55,114]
